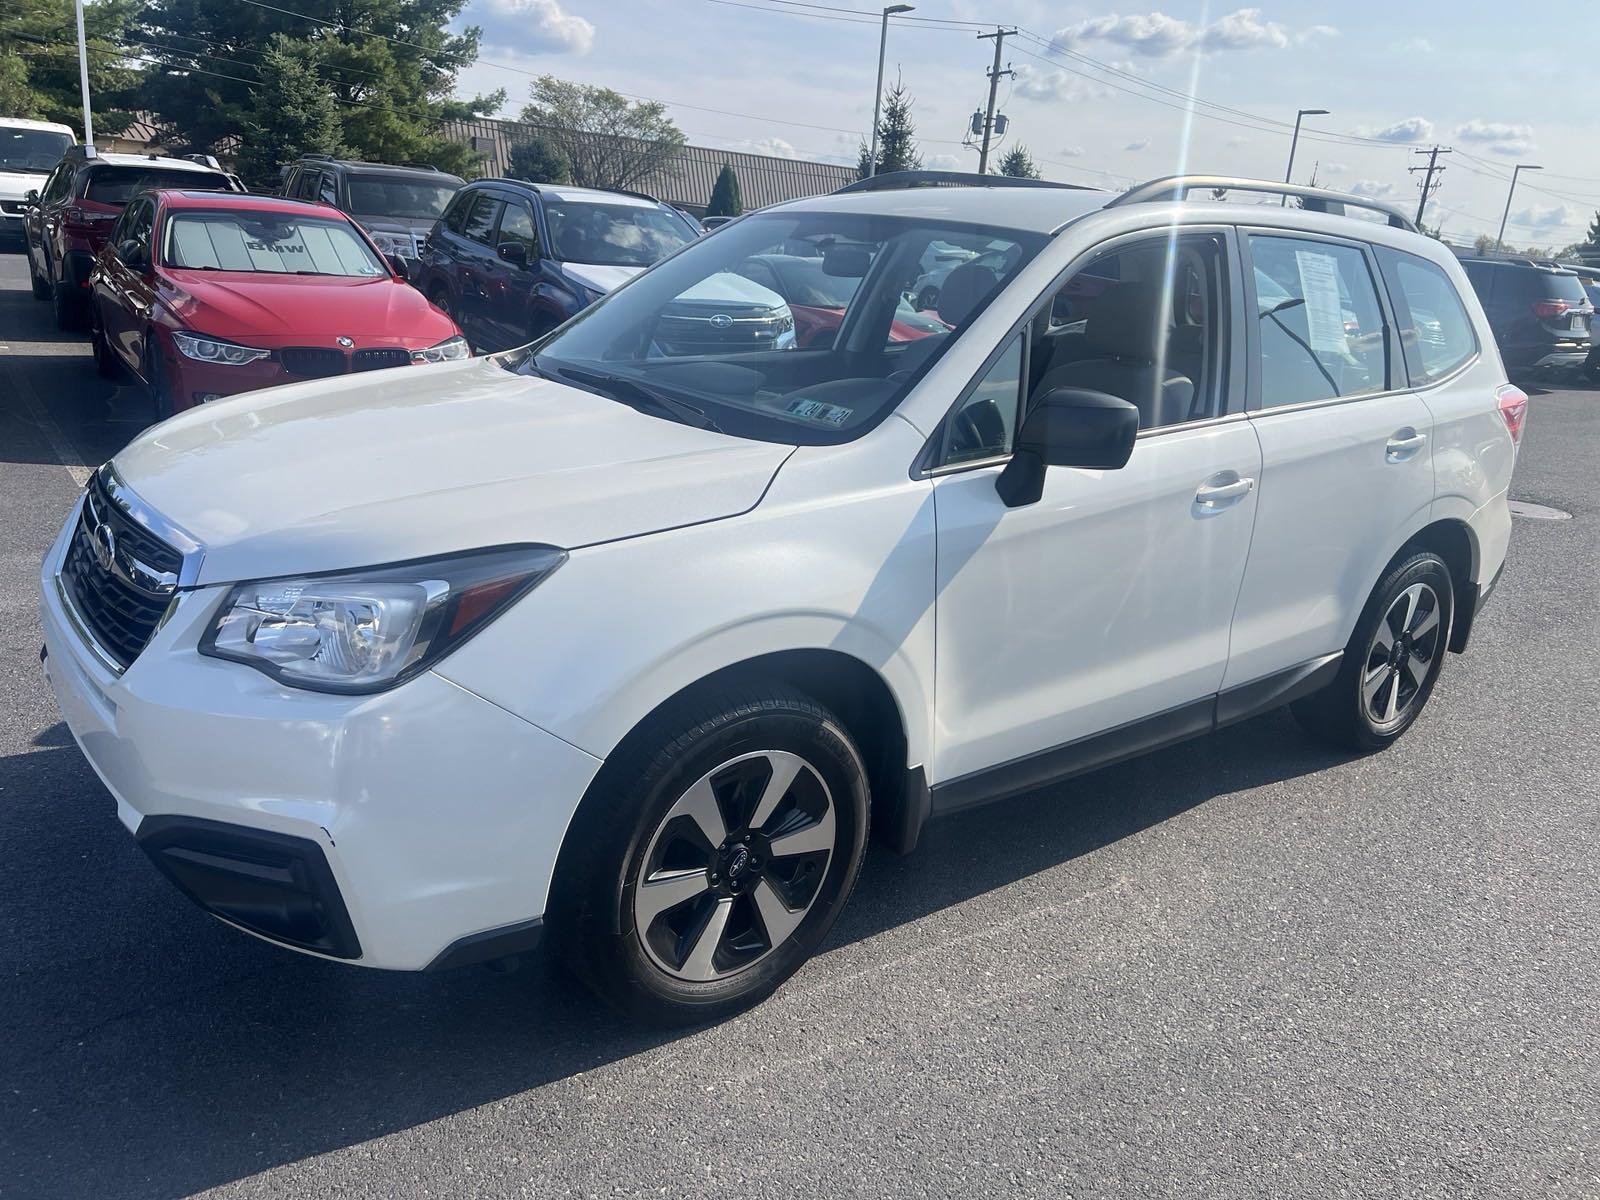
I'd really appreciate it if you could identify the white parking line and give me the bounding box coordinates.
[3,355,92,487]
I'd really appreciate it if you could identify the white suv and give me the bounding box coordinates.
[40,173,1522,1024]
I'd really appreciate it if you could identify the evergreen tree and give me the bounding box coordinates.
[856,72,922,178]
[234,36,343,189]
[1585,210,1600,250]
[0,0,140,131]
[996,145,1040,179]
[137,0,502,173]
[705,163,742,218]
[508,134,571,184]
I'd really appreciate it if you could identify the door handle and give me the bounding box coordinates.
[1195,473,1255,508]
[1386,428,1427,462]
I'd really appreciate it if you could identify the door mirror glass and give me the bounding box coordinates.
[995,387,1140,507]
[496,240,527,266]
[116,238,145,268]
[385,252,410,280]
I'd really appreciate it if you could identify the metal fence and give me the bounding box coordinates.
[440,117,855,213]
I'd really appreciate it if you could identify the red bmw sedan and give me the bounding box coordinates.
[88,190,467,417]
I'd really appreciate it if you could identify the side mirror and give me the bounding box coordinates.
[24,188,40,206]
[384,253,410,280]
[496,241,528,266]
[995,387,1140,508]
[116,239,146,269]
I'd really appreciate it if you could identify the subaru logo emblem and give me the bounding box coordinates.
[726,845,751,879]
[336,335,354,348]
[92,522,117,573]
[708,314,733,330]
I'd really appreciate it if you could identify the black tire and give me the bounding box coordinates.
[145,343,176,421]
[549,685,870,1026]
[1291,550,1454,751]
[29,254,52,300]
[53,277,87,331]
[1583,347,1599,386]
[90,307,120,379]
[426,286,453,320]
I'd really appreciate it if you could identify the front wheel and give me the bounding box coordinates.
[1292,550,1453,751]
[550,687,870,1026]
[90,307,120,379]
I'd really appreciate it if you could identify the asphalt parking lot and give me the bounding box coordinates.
[0,249,1595,1200]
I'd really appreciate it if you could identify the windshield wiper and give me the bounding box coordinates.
[553,365,723,433]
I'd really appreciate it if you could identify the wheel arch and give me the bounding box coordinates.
[1401,517,1479,653]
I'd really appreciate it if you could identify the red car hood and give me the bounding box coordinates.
[160,270,457,346]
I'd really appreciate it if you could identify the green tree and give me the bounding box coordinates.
[234,35,343,189]
[1585,210,1600,250]
[508,133,571,184]
[136,0,502,172]
[856,72,922,178]
[0,0,140,132]
[519,76,686,191]
[996,145,1040,179]
[705,163,742,217]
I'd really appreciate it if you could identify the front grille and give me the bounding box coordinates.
[278,347,348,378]
[59,475,183,669]
[353,348,411,371]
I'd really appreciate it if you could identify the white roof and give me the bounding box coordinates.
[0,117,77,137]
[771,184,1112,234]
[541,186,658,208]
[87,150,221,172]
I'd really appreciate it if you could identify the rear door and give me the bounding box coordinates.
[1223,230,1434,688]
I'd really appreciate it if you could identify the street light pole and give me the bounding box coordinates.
[867,4,914,178]
[73,0,94,146]
[1495,164,1543,252]
[1282,107,1328,202]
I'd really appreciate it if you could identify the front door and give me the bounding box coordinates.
[931,228,1261,789]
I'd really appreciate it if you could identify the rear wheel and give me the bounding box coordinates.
[550,686,870,1026]
[1292,550,1453,751]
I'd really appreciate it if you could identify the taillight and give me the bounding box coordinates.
[1497,384,1528,445]
[1531,299,1572,319]
[63,205,118,228]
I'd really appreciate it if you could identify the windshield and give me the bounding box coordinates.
[163,211,388,277]
[346,174,461,220]
[544,199,698,267]
[520,211,1044,445]
[86,167,234,205]
[0,126,72,173]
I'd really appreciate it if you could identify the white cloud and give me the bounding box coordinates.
[479,0,594,55]
[1321,161,1348,176]
[1406,37,1434,53]
[926,153,963,170]
[749,137,798,159]
[1058,145,1086,157]
[1012,63,1110,103]
[1348,179,1399,198]
[1360,117,1434,143]
[1455,120,1536,157]
[1125,138,1150,152]
[1225,134,1250,148]
[1511,203,1573,233]
[1296,24,1338,44]
[1048,8,1294,58]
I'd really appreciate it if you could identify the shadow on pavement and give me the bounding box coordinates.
[0,708,1345,1198]
[0,351,154,469]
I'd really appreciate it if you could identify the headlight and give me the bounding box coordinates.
[369,230,416,258]
[411,335,471,364]
[172,332,270,366]
[199,545,565,693]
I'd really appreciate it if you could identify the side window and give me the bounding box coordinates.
[938,334,1023,466]
[44,164,72,203]
[294,170,320,202]
[461,194,504,244]
[318,172,339,206]
[1377,249,1478,384]
[1249,234,1387,408]
[1028,231,1232,430]
[497,203,540,259]
[442,191,472,234]
[119,199,153,258]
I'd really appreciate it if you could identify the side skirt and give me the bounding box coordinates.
[926,652,1342,821]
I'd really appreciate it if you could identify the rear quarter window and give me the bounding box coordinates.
[1376,249,1479,384]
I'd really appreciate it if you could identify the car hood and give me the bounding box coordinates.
[162,270,457,343]
[352,214,436,237]
[560,262,644,295]
[0,168,49,201]
[111,356,794,583]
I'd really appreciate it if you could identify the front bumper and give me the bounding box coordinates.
[39,505,601,969]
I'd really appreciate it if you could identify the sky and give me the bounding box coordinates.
[449,0,1600,248]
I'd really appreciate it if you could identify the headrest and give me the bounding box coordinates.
[1084,283,1171,362]
[937,263,1000,327]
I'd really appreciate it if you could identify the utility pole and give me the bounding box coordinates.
[1409,145,1451,227]
[73,0,94,146]
[976,27,1016,175]
[1495,163,1542,252]
[867,5,915,178]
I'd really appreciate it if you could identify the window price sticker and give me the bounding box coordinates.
[1294,249,1349,354]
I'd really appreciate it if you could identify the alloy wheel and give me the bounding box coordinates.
[1362,582,1442,725]
[632,750,836,983]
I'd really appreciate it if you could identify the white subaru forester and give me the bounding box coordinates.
[41,173,1522,1024]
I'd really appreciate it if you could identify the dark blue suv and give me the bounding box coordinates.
[416,179,703,352]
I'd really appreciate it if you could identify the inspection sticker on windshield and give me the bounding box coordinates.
[786,398,853,425]
[1294,249,1348,353]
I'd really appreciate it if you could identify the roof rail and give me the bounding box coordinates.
[299,153,336,162]
[835,169,1094,195]
[486,177,664,205]
[397,161,441,171]
[182,153,222,170]
[1110,175,1417,231]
